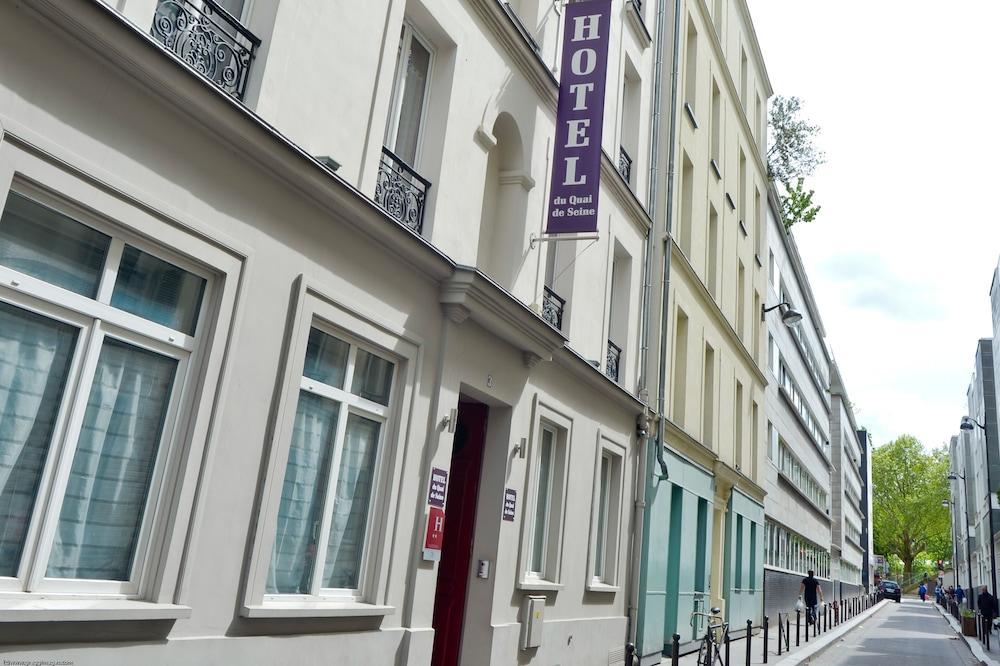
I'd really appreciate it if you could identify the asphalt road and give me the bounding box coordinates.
[807,597,979,665]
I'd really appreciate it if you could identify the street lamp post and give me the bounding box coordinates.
[943,499,957,588]
[948,471,976,609]
[960,416,999,599]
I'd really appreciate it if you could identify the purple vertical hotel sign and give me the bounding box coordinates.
[545,0,612,235]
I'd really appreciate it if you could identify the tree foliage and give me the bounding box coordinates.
[767,96,825,230]
[872,435,951,576]
[779,178,821,231]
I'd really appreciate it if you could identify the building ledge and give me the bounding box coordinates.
[241,602,395,619]
[0,599,191,622]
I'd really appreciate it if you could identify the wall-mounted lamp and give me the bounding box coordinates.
[761,301,803,327]
[960,416,985,431]
[512,437,527,459]
[441,407,458,433]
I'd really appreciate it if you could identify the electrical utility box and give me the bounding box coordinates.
[520,595,546,650]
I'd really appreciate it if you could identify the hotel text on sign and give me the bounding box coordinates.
[545,0,612,235]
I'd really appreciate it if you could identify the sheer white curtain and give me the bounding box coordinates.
[323,414,378,589]
[267,392,337,594]
[46,339,176,581]
[0,303,76,577]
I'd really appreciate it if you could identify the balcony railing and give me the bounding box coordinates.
[606,340,622,382]
[618,146,633,186]
[542,286,565,331]
[151,0,260,100]
[374,147,431,234]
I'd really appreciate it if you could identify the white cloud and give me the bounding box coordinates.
[748,0,1000,449]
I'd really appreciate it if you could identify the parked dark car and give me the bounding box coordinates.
[880,580,901,602]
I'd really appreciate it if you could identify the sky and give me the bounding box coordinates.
[746,1,1000,450]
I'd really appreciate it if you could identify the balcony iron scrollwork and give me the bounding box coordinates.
[606,340,622,382]
[618,146,633,186]
[151,0,260,100]
[542,286,566,331]
[375,148,431,234]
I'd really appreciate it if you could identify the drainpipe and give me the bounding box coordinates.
[654,0,683,481]
[627,0,681,650]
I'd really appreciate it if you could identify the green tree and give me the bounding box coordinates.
[872,435,951,576]
[767,96,824,230]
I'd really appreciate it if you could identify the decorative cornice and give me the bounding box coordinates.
[600,150,653,235]
[474,125,499,152]
[467,0,558,112]
[624,1,652,50]
[554,345,646,412]
[713,459,765,503]
[664,418,717,471]
[439,266,565,363]
[499,169,536,191]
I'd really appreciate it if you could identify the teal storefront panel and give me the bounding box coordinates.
[724,488,764,627]
[637,445,715,661]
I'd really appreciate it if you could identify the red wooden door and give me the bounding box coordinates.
[430,401,489,666]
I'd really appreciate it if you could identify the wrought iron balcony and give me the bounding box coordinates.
[606,340,622,382]
[375,147,431,234]
[618,146,633,186]
[151,0,260,100]
[541,286,565,331]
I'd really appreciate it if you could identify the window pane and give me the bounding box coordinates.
[267,391,339,594]
[111,246,206,335]
[0,302,77,577]
[594,455,610,578]
[351,349,394,405]
[392,32,431,165]
[0,192,110,297]
[303,328,350,389]
[323,413,380,589]
[47,339,177,581]
[531,428,554,574]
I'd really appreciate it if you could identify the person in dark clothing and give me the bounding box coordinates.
[800,570,824,625]
[979,587,997,635]
[957,584,966,606]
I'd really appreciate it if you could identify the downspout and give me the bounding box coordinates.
[654,0,683,481]
[627,0,680,650]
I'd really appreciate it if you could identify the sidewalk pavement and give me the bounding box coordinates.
[664,599,890,665]
[935,601,1000,666]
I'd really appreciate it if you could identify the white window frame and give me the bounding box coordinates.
[0,145,241,611]
[587,435,624,591]
[518,401,570,589]
[242,277,417,617]
[384,21,435,168]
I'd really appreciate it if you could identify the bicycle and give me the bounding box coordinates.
[691,607,728,666]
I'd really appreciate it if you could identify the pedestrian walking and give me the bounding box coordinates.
[957,584,966,607]
[918,582,927,602]
[800,569,824,625]
[979,586,997,635]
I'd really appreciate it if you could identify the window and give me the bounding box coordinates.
[524,415,568,584]
[737,261,746,339]
[679,152,694,257]
[734,516,743,588]
[673,308,689,427]
[386,23,434,167]
[0,189,210,596]
[734,381,744,469]
[684,19,698,117]
[707,206,719,296]
[266,327,395,600]
[710,81,722,171]
[590,442,623,588]
[702,344,715,446]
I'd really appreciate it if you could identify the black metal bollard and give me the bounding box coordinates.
[746,619,753,666]
[725,627,731,665]
[823,604,827,632]
[796,609,801,646]
[625,643,635,666]
[763,615,769,663]
[785,615,790,651]
[671,633,680,666]
[778,614,783,656]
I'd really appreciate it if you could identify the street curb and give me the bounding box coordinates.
[933,602,995,666]
[777,599,890,665]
